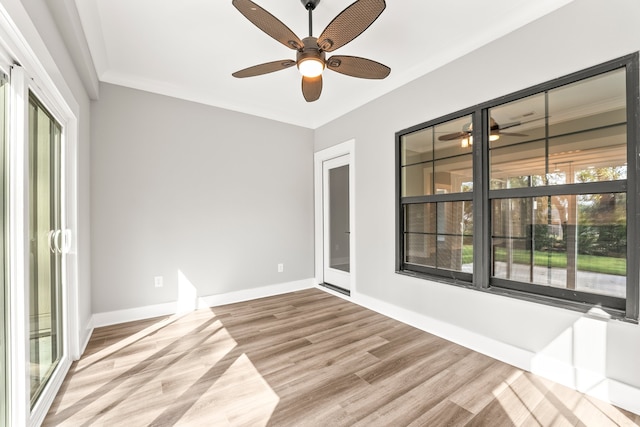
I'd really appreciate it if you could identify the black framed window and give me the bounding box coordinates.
[399,114,474,282]
[396,53,639,321]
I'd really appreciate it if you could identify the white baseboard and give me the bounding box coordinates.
[91,278,314,328]
[196,278,313,308]
[92,301,176,328]
[336,289,640,417]
[593,379,640,417]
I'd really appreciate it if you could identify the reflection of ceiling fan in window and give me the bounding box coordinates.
[438,118,528,147]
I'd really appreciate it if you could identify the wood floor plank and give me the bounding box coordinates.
[408,399,475,427]
[448,359,522,414]
[43,288,639,426]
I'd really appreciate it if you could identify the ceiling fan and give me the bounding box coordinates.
[231,0,391,102]
[438,118,528,147]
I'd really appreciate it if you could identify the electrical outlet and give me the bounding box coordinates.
[277,263,284,273]
[154,276,163,288]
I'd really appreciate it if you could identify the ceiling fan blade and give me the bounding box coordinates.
[232,0,303,50]
[317,0,386,52]
[326,55,390,79]
[438,132,468,141]
[302,75,322,102]
[232,60,296,78]
[498,117,545,130]
[501,132,528,137]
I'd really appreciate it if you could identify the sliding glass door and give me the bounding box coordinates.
[28,93,63,407]
[0,31,76,424]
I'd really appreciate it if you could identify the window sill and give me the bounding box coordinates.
[395,269,637,324]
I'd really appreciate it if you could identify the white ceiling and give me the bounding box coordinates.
[71,0,574,129]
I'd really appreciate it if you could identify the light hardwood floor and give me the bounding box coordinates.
[44,288,640,426]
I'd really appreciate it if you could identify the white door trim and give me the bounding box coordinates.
[314,140,355,295]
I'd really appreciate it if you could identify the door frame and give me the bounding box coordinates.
[314,140,355,295]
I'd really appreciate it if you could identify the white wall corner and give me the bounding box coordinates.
[78,316,94,357]
[49,0,100,99]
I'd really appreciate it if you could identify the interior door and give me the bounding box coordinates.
[322,155,351,291]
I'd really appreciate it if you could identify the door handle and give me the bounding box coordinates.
[48,230,56,253]
[53,229,62,253]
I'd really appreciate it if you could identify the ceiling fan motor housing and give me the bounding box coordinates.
[297,36,326,64]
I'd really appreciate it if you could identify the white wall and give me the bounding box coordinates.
[315,0,640,411]
[91,83,314,314]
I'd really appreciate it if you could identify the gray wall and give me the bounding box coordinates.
[315,0,640,391]
[91,83,314,313]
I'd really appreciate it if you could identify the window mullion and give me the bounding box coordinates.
[473,109,489,289]
[625,53,640,321]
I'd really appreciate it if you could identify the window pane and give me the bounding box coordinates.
[434,155,473,193]
[437,201,473,236]
[438,235,473,272]
[405,204,436,233]
[489,93,546,149]
[401,128,433,166]
[434,115,473,159]
[405,233,436,267]
[437,201,473,272]
[548,69,626,137]
[401,162,432,197]
[490,141,545,189]
[491,194,626,299]
[549,124,626,184]
[576,193,626,297]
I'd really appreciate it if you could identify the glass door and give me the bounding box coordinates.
[322,155,351,291]
[28,93,63,407]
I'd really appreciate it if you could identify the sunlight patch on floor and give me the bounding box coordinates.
[75,315,182,372]
[179,353,280,426]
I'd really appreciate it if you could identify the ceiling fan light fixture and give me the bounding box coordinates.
[489,133,500,142]
[298,57,325,77]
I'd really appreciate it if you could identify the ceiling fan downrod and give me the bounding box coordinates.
[302,0,320,37]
